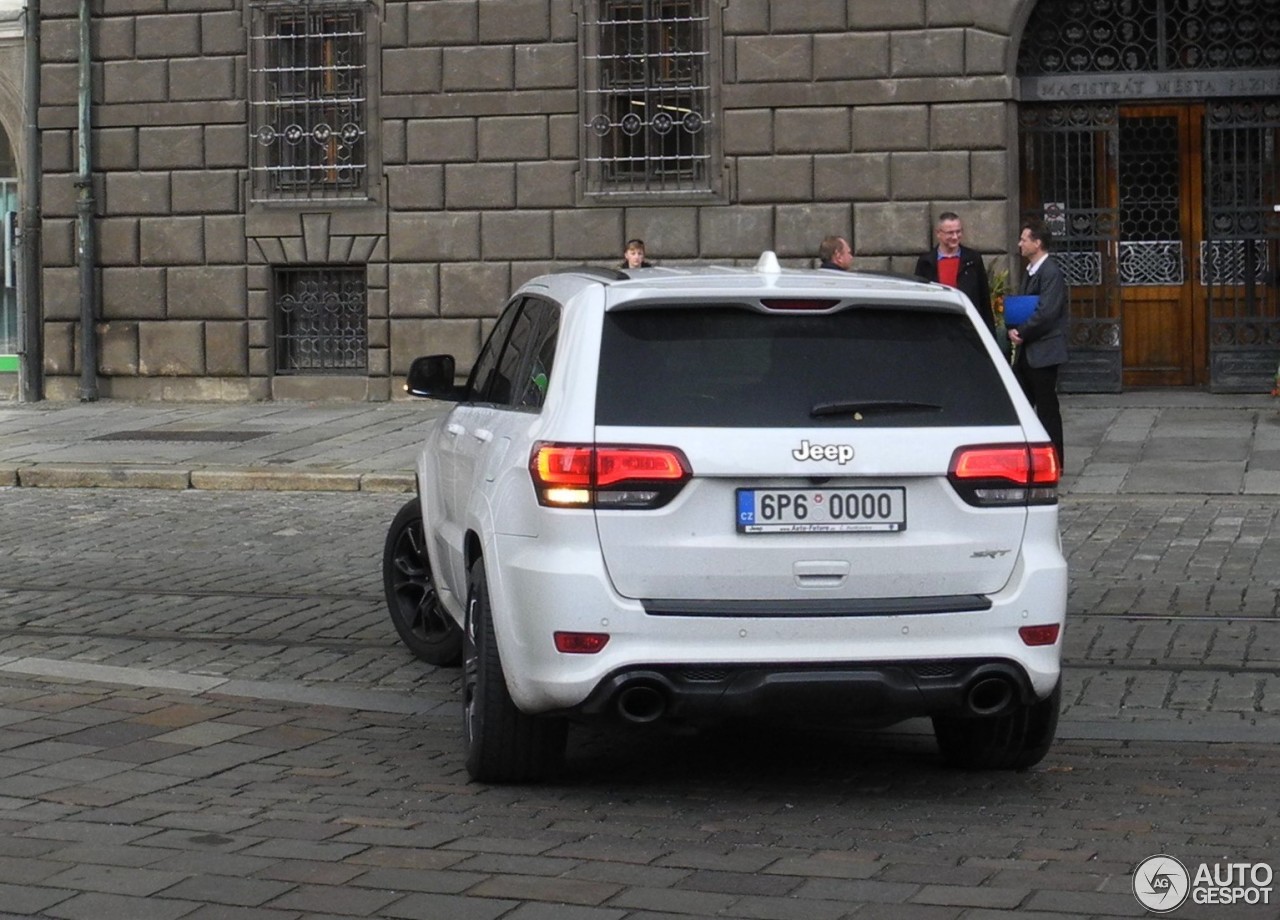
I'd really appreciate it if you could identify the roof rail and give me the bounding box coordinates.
[552,265,630,282]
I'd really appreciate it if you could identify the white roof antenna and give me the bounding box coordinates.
[755,251,781,274]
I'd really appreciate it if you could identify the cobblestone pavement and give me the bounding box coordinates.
[0,488,1277,918]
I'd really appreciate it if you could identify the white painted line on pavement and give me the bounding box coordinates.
[215,678,442,715]
[0,657,227,692]
[0,657,446,716]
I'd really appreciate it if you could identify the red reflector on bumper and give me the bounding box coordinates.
[553,631,610,654]
[1019,624,1061,647]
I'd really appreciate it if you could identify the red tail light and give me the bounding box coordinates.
[948,444,1059,506]
[530,443,691,509]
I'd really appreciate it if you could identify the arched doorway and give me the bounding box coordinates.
[1017,0,1280,391]
[0,125,15,379]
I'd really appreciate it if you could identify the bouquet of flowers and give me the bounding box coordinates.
[988,263,1012,361]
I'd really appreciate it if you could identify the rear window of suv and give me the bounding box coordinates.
[596,305,1018,428]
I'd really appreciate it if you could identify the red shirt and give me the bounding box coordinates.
[936,254,960,288]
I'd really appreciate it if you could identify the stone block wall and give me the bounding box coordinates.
[38,0,1024,401]
[39,0,258,400]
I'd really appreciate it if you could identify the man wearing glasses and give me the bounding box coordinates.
[914,212,995,338]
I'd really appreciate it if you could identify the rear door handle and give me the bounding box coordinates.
[445,423,464,437]
[471,428,493,443]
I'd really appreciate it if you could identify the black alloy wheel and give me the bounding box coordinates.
[381,498,462,666]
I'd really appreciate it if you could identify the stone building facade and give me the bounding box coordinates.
[27,0,1280,400]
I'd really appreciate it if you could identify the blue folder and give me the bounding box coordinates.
[1003,295,1039,325]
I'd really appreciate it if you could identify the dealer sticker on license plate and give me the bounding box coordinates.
[736,488,906,533]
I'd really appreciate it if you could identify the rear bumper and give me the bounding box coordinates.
[488,531,1067,716]
[574,658,1039,727]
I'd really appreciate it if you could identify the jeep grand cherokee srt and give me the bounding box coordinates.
[382,254,1067,783]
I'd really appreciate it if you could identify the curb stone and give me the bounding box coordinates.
[16,465,192,489]
[6,464,414,493]
[189,468,362,491]
[359,472,416,493]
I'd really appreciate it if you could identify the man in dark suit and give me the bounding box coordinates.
[1009,219,1069,465]
[914,212,995,337]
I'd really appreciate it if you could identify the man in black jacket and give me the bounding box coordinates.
[817,235,853,272]
[913,212,995,338]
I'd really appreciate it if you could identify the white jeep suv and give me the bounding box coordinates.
[383,254,1067,783]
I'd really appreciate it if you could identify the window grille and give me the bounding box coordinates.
[582,0,714,197]
[249,0,367,200]
[274,268,368,374]
[1118,114,1184,286]
[1201,240,1270,285]
[1056,250,1104,287]
[1119,241,1185,286]
[1018,0,1280,75]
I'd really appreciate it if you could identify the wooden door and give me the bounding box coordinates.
[1117,105,1206,387]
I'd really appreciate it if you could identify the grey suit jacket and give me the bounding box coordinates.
[1016,255,1069,368]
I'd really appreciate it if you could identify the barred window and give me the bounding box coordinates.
[249,0,367,200]
[274,268,368,374]
[582,0,716,198]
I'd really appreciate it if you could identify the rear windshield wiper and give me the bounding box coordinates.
[810,399,944,418]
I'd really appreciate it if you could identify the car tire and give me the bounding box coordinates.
[382,498,462,666]
[463,557,567,783]
[932,679,1061,771]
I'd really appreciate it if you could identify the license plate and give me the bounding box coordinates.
[736,487,906,533]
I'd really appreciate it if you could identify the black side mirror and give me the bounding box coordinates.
[405,354,462,400]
